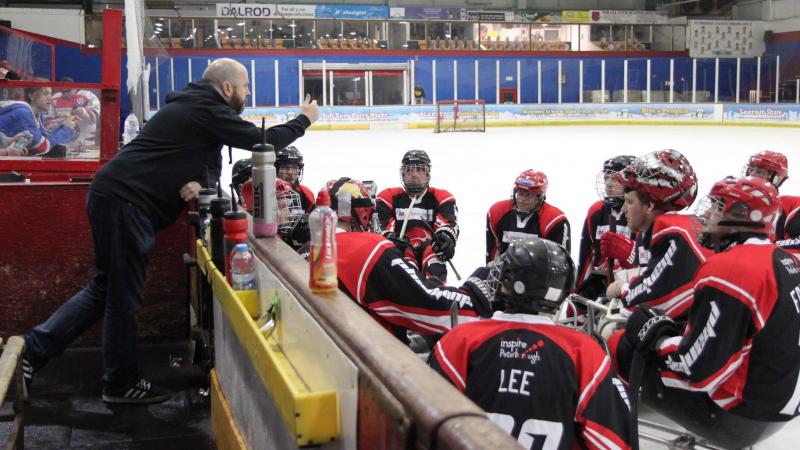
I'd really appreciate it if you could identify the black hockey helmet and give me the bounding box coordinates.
[276,146,304,183]
[604,154,636,173]
[597,155,636,207]
[400,150,431,195]
[488,238,575,314]
[232,158,253,192]
[401,149,431,167]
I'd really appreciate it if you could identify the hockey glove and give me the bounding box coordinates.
[600,231,636,269]
[624,306,680,355]
[460,277,493,318]
[382,231,412,254]
[432,227,457,261]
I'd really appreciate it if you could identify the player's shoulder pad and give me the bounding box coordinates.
[539,202,568,233]
[377,187,405,203]
[428,187,456,204]
[488,198,514,218]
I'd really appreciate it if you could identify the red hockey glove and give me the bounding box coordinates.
[600,232,636,269]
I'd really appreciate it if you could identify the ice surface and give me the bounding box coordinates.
[221,124,800,449]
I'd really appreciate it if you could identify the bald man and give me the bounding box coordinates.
[22,58,318,404]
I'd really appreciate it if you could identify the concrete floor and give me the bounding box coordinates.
[0,342,214,450]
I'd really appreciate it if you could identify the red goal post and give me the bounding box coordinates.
[435,99,486,133]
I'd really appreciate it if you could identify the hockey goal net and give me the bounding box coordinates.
[435,99,486,133]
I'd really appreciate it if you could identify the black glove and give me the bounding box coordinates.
[432,226,457,261]
[460,277,493,318]
[382,231,412,254]
[624,306,681,354]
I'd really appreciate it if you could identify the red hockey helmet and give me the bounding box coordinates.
[743,150,788,188]
[240,179,305,238]
[694,176,779,242]
[514,169,548,193]
[617,149,697,211]
[326,177,375,231]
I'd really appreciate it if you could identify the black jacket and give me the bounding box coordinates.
[93,80,310,230]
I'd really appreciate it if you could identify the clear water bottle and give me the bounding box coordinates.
[122,113,140,145]
[230,243,258,291]
[13,131,32,150]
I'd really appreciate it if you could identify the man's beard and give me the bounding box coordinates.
[230,96,245,114]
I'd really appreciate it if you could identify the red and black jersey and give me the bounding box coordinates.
[295,183,316,213]
[336,232,490,337]
[430,312,634,450]
[376,187,458,247]
[577,200,633,284]
[775,195,800,255]
[621,214,712,319]
[654,239,800,421]
[486,199,570,263]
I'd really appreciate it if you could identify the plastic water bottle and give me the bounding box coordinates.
[122,113,139,145]
[230,243,257,291]
[309,189,338,294]
[13,131,32,150]
[252,143,277,237]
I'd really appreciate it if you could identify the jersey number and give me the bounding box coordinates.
[488,413,563,450]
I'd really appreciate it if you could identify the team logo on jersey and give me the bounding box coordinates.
[628,240,677,299]
[396,207,433,222]
[499,337,543,366]
[595,224,632,240]
[781,257,800,275]
[665,301,720,375]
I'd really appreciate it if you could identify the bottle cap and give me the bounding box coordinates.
[235,243,249,252]
[316,189,331,206]
[252,143,276,164]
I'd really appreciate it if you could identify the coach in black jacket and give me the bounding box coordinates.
[23,58,319,404]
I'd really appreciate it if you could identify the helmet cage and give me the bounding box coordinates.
[400,163,431,196]
[596,169,625,205]
[276,184,305,240]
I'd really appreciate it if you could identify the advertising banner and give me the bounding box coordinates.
[404,7,465,20]
[277,4,316,19]
[237,103,723,129]
[467,11,514,22]
[589,10,669,24]
[315,5,389,19]
[216,3,278,18]
[723,104,800,123]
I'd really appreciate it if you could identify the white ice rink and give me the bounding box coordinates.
[223,124,800,448]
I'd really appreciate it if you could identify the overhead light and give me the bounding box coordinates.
[226,27,233,31]
[289,23,296,28]
[238,22,245,26]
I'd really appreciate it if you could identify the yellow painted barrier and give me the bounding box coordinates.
[197,240,340,446]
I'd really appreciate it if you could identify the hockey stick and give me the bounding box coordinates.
[606,213,617,285]
[397,193,421,240]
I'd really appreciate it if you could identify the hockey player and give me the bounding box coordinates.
[376,150,458,283]
[604,149,711,319]
[743,150,800,254]
[575,155,636,299]
[486,170,570,263]
[232,159,309,249]
[276,145,315,213]
[430,238,634,450]
[332,177,494,340]
[48,77,101,146]
[611,176,800,448]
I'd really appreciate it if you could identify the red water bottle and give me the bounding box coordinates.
[224,210,249,283]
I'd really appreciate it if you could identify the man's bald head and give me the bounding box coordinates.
[202,58,251,113]
[202,58,248,88]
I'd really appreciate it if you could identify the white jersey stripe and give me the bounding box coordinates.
[435,341,466,389]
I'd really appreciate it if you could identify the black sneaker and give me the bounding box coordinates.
[21,357,34,395]
[102,378,171,404]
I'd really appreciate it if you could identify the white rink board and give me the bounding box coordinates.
[221,124,800,448]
